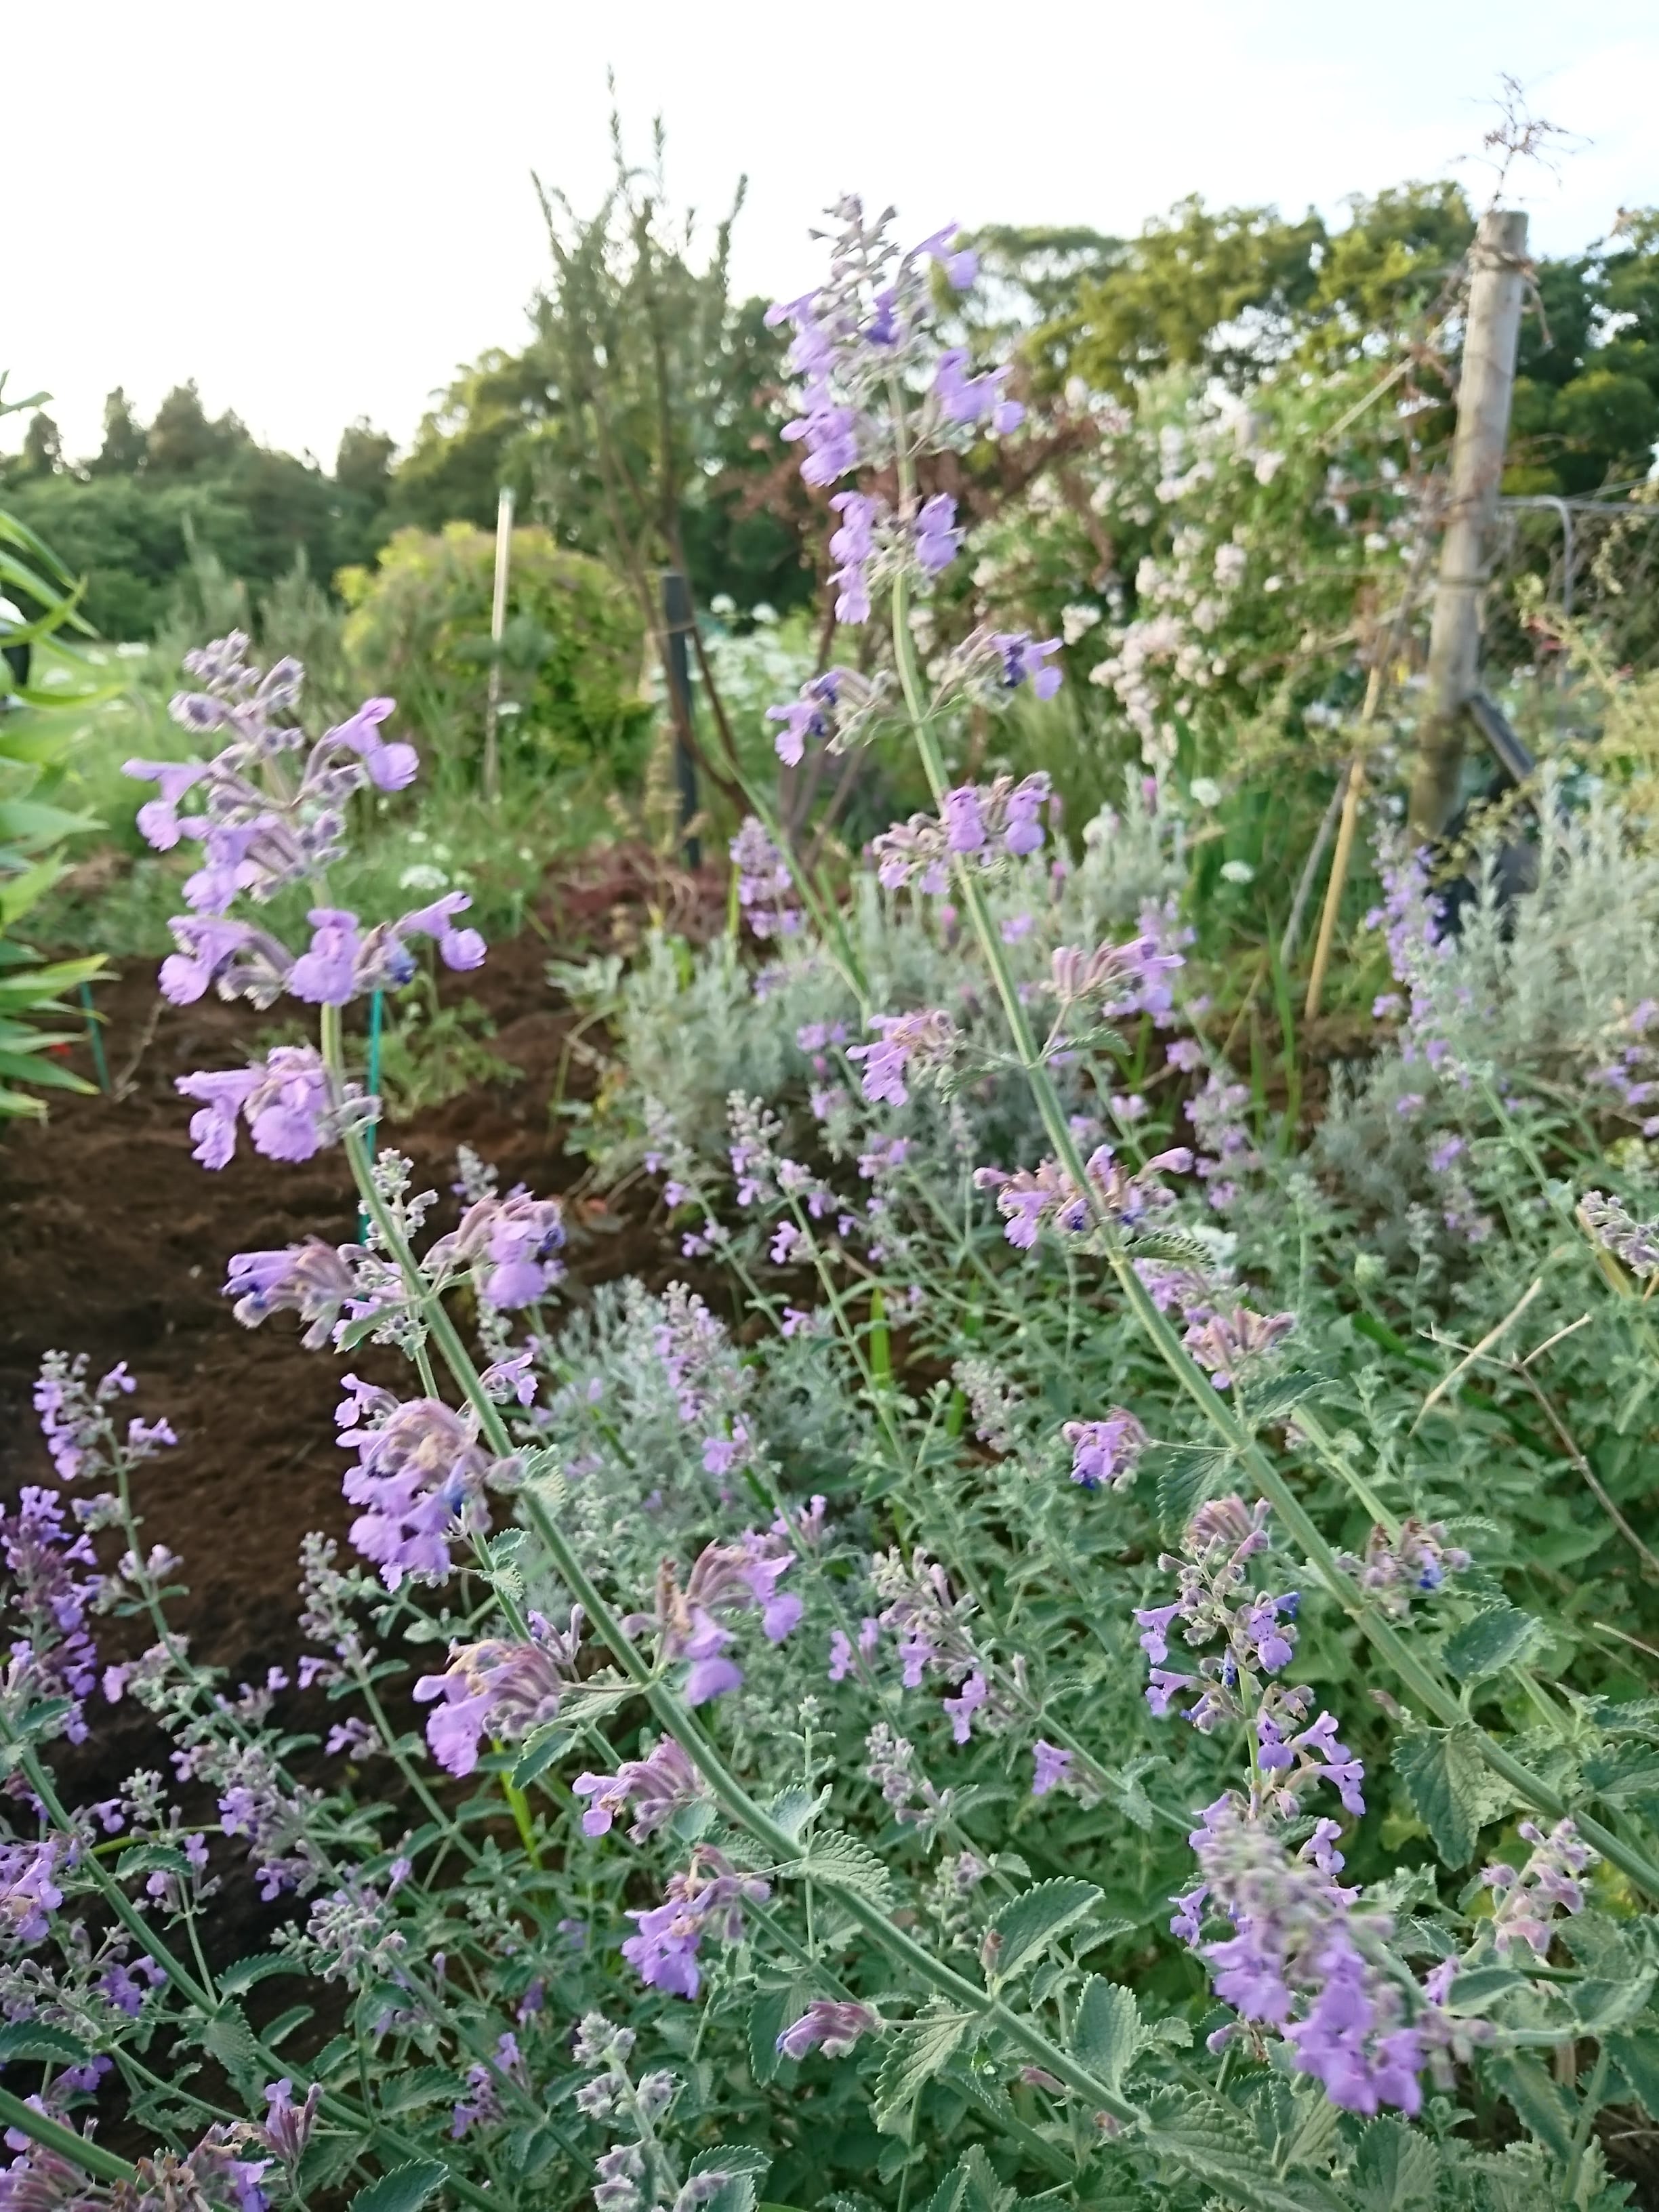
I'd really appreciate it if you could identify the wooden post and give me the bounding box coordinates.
[483,487,514,804]
[1408,208,1529,836]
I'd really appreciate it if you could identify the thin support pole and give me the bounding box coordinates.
[661,569,701,869]
[1279,765,1350,970]
[483,487,515,804]
[78,979,110,1094]
[358,987,384,1246]
[1303,662,1384,1023]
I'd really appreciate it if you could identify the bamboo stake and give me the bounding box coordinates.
[482,485,514,804]
[1303,661,1383,1022]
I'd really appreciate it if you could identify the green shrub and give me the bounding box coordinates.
[339,523,652,782]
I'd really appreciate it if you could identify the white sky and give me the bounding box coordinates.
[7,0,1657,466]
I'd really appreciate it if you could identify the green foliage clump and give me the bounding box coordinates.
[339,522,651,781]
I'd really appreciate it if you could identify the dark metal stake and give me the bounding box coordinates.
[661,569,701,869]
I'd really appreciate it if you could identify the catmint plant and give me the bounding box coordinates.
[9,196,1659,2212]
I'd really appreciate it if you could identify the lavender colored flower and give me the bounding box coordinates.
[253,2079,321,2172]
[0,1840,64,1946]
[223,1239,361,1351]
[846,1008,960,1108]
[872,770,1054,892]
[414,1612,583,1777]
[828,490,880,623]
[932,349,1023,436]
[125,641,419,921]
[338,1392,496,1587]
[1482,1819,1596,1957]
[1189,1794,1425,2116]
[765,665,886,767]
[286,907,363,1005]
[572,1737,707,1842]
[914,493,963,577]
[1,1480,106,1742]
[621,1850,771,2001]
[767,201,1009,497]
[632,1532,802,1706]
[1061,1410,1148,1492]
[942,1668,988,1744]
[777,1999,880,2061]
[975,1141,1191,1249]
[729,817,800,940]
[1182,1303,1296,1391]
[176,1046,349,1170]
[159,916,291,1008]
[1031,1740,1073,1796]
[1343,1517,1471,1616]
[1578,1189,1659,1279]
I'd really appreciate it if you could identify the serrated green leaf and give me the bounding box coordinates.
[920,2171,970,2212]
[1487,2053,1575,2158]
[689,2148,772,2179]
[219,1954,302,1995]
[749,1986,800,2085]
[1153,1444,1235,1538]
[874,2011,972,2134]
[258,2007,313,2054]
[1349,2115,1441,2210]
[1142,2088,1334,2211]
[1071,1974,1138,2092]
[121,1843,192,1879]
[1124,1227,1215,1265]
[1393,1725,1486,1868]
[987,1877,1102,1982]
[1607,2028,1659,2121]
[0,2021,91,2064]
[1570,1968,1656,2033]
[379,2066,464,2114]
[787,1830,893,1907]
[510,1723,574,1787]
[1446,1965,1525,2014]
[763,1785,830,1844]
[1443,1605,1544,1684]
[349,2160,449,2212]
[201,2001,260,2081]
[1244,1368,1337,1422]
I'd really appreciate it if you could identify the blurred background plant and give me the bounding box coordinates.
[0,376,112,1115]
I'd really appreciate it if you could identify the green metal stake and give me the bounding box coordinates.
[358,987,384,1244]
[78,980,110,1094]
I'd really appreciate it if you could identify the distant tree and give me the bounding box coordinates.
[335,419,396,503]
[18,411,62,477]
[384,350,546,534]
[146,381,249,476]
[87,388,147,476]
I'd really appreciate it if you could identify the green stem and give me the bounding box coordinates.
[0,2086,136,2183]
